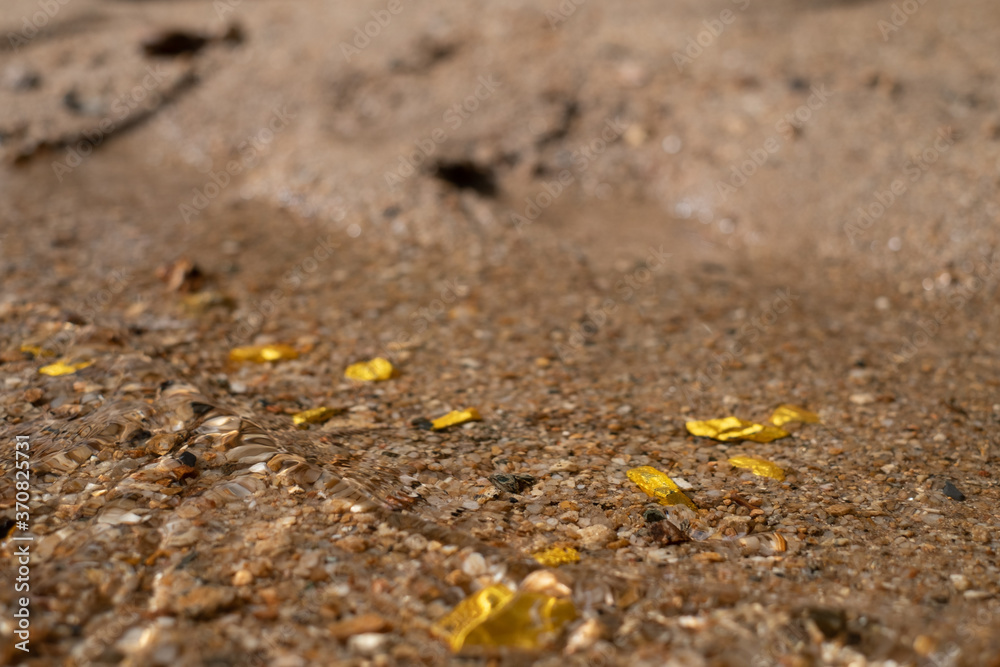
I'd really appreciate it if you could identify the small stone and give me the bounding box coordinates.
[445,569,470,587]
[402,534,428,552]
[22,388,45,405]
[643,507,667,523]
[337,536,368,553]
[347,632,390,655]
[942,481,966,501]
[691,552,725,564]
[849,393,875,405]
[578,524,615,548]
[826,503,855,517]
[963,590,992,600]
[176,585,236,619]
[520,570,572,598]
[949,574,971,592]
[232,569,254,586]
[148,433,181,455]
[329,613,390,640]
[143,29,210,57]
[565,617,606,654]
[461,552,487,577]
[913,635,936,657]
[488,472,537,494]
[648,519,689,545]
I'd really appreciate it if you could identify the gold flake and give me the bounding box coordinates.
[433,584,576,652]
[728,455,786,481]
[343,357,395,381]
[685,416,789,443]
[39,359,93,376]
[431,408,481,430]
[770,404,821,426]
[229,344,298,363]
[531,546,580,567]
[627,466,697,509]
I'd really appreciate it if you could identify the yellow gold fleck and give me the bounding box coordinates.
[433,584,577,652]
[686,417,790,443]
[531,546,581,567]
[229,344,298,363]
[728,455,786,481]
[39,359,93,376]
[431,408,481,430]
[770,404,821,427]
[344,357,395,381]
[20,344,56,358]
[627,466,697,509]
[292,407,337,428]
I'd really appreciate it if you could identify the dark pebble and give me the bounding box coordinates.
[143,30,209,57]
[642,507,666,523]
[488,473,537,494]
[805,607,846,640]
[942,481,966,502]
[177,451,197,467]
[410,417,434,431]
[648,518,689,545]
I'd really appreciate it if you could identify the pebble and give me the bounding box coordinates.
[579,524,615,548]
[826,503,855,517]
[942,481,966,501]
[565,618,606,654]
[461,552,487,577]
[329,614,389,640]
[403,533,428,552]
[520,570,572,598]
[142,29,210,57]
[175,586,236,619]
[232,569,254,586]
[347,632,390,655]
[913,634,936,656]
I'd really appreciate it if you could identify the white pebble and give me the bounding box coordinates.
[462,552,487,577]
[347,633,388,655]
